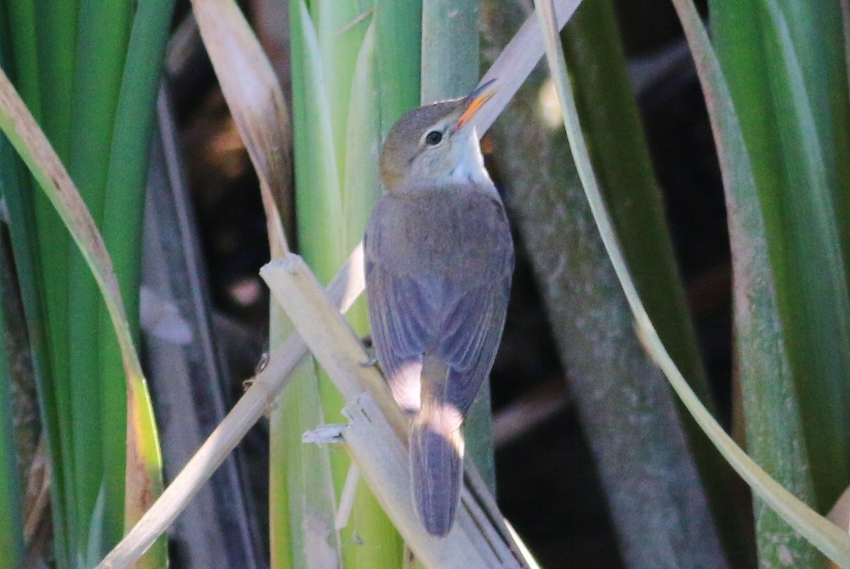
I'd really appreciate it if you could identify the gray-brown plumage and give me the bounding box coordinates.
[364,83,514,537]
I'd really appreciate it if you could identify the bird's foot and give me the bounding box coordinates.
[360,334,378,367]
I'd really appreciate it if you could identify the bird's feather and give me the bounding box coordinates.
[365,260,427,411]
[410,417,463,537]
[439,278,511,415]
[365,186,512,411]
[365,183,513,536]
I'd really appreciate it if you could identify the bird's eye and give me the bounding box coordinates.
[424,130,443,146]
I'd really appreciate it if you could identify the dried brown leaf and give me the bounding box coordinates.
[191,0,292,257]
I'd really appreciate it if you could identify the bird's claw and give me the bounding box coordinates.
[360,334,378,367]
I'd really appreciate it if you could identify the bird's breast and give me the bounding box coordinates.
[366,186,512,284]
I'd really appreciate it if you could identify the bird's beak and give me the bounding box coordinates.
[456,79,498,131]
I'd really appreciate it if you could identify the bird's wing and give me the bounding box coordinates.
[365,188,513,415]
[365,257,431,412]
[437,270,513,416]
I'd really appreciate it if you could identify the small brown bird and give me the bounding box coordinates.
[364,82,514,537]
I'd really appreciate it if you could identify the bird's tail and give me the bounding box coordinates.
[410,418,464,537]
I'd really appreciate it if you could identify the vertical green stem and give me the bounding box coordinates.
[374,0,421,137]
[421,0,479,102]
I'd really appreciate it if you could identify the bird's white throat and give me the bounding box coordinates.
[443,129,492,187]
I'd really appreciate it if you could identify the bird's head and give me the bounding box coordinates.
[379,81,497,193]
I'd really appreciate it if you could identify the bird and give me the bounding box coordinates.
[364,81,514,537]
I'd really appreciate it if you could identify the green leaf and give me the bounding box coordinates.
[421,0,479,103]
[0,61,163,568]
[100,0,175,554]
[373,0,420,136]
[758,0,850,509]
[293,0,344,282]
[342,19,380,256]
[315,0,372,177]
[271,362,342,569]
[712,0,850,564]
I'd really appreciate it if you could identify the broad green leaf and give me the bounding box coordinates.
[713,0,850,564]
